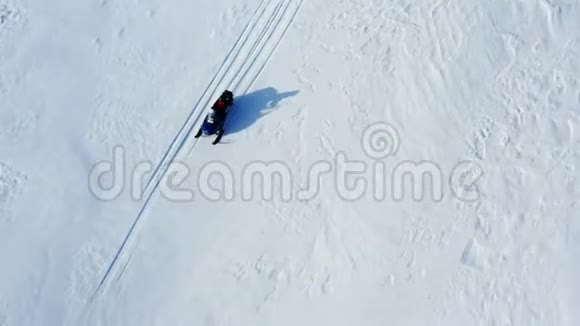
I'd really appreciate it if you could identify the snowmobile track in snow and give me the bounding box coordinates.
[90,0,303,302]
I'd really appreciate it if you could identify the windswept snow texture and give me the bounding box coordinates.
[1,0,580,325]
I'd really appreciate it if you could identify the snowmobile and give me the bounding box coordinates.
[194,90,234,144]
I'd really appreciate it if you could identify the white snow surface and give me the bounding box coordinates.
[1,0,580,325]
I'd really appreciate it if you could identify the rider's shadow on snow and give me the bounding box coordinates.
[224,87,299,136]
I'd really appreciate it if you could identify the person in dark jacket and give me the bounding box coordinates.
[211,98,227,123]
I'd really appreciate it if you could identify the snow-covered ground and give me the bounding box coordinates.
[1,0,580,325]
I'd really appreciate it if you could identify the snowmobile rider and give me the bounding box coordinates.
[212,98,227,119]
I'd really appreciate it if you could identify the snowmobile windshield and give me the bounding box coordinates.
[207,110,216,123]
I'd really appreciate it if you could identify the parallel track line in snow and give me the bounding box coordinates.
[89,0,304,302]
[242,0,304,93]
[224,0,304,128]
[228,0,285,91]
[183,0,293,154]
[182,0,285,156]
[141,0,270,197]
[89,0,277,301]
